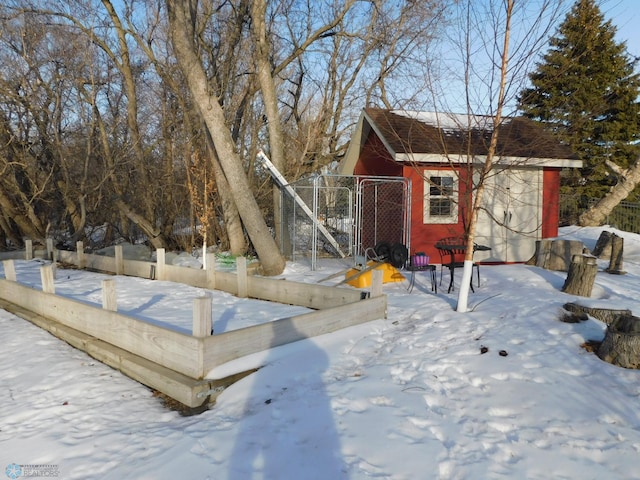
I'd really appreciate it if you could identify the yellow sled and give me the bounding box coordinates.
[343,261,405,288]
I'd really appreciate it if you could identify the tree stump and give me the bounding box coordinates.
[527,239,586,271]
[561,254,597,297]
[605,233,625,274]
[592,231,613,258]
[597,315,640,369]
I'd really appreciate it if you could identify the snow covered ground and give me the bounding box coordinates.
[2,226,640,479]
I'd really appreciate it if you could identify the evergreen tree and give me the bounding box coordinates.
[518,0,640,201]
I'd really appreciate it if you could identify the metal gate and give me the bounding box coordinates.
[281,174,411,270]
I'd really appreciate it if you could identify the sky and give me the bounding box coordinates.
[2,225,640,479]
[429,0,640,114]
[603,0,640,59]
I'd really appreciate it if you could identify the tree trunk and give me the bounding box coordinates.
[250,0,286,247]
[561,254,598,297]
[579,156,640,226]
[456,0,514,312]
[205,130,246,255]
[167,0,285,275]
[597,315,640,369]
[605,233,625,274]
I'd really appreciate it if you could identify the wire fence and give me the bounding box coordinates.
[560,195,640,234]
[282,174,411,269]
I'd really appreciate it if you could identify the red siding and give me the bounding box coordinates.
[403,164,471,261]
[354,133,403,176]
[353,127,564,263]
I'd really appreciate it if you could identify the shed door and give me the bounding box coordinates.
[474,167,542,263]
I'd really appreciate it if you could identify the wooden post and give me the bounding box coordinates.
[25,239,33,260]
[76,241,85,269]
[371,268,384,297]
[115,245,124,275]
[102,279,117,311]
[205,253,217,290]
[237,256,248,298]
[51,249,58,278]
[156,248,166,280]
[40,265,55,294]
[193,295,212,337]
[3,260,16,281]
[562,254,598,297]
[46,238,54,260]
[606,234,625,274]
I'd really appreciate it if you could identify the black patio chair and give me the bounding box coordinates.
[435,237,480,293]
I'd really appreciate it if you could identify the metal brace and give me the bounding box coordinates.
[196,385,225,399]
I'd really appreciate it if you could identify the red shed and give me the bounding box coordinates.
[340,108,581,264]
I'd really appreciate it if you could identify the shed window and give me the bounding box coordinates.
[423,172,458,224]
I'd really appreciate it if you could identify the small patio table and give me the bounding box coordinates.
[436,240,491,293]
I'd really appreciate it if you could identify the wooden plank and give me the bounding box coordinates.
[102,279,117,311]
[40,265,55,294]
[157,248,166,280]
[0,279,204,378]
[246,275,363,309]
[25,239,33,260]
[371,269,383,297]
[203,295,387,371]
[237,257,248,298]
[0,297,216,408]
[76,241,85,269]
[206,254,217,289]
[46,248,364,311]
[193,296,212,337]
[82,253,117,272]
[115,245,124,275]
[164,264,207,287]
[3,260,16,281]
[46,238,54,260]
[123,258,157,279]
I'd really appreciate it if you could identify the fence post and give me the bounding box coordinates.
[102,279,117,311]
[236,256,248,298]
[193,295,212,337]
[46,238,54,260]
[115,245,124,275]
[371,268,384,297]
[3,260,16,282]
[205,253,217,290]
[40,265,55,294]
[156,248,166,280]
[76,241,85,269]
[25,239,33,260]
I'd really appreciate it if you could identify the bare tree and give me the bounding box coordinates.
[417,0,568,312]
[166,0,286,275]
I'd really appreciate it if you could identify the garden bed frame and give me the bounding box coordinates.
[0,240,387,408]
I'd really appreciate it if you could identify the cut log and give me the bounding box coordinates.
[592,231,613,258]
[527,239,586,271]
[597,315,640,369]
[605,233,625,274]
[561,254,597,297]
[563,303,632,326]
